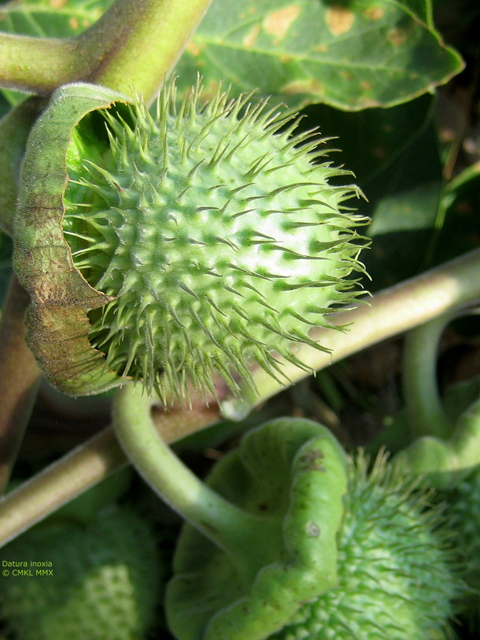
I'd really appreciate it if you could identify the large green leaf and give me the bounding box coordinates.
[174,0,463,110]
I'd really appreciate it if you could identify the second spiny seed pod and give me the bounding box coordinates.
[268,453,462,640]
[443,465,480,628]
[14,81,367,400]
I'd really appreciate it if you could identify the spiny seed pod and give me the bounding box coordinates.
[0,504,163,640]
[268,453,461,640]
[14,82,368,400]
[444,465,480,628]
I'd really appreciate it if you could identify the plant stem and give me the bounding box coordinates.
[0,428,125,544]
[0,34,78,96]
[113,384,275,570]
[402,315,454,440]
[0,0,212,102]
[84,0,213,101]
[0,400,222,548]
[2,248,480,544]
[0,274,41,493]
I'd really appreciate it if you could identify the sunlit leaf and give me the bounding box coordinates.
[174,0,463,110]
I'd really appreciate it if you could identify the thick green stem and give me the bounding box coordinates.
[0,34,79,95]
[84,0,213,101]
[113,384,275,569]
[0,0,212,101]
[403,315,454,440]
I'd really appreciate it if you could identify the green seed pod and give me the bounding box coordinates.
[444,465,480,628]
[0,503,163,640]
[269,453,462,640]
[14,81,367,400]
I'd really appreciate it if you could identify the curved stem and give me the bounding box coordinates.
[0,0,212,102]
[403,315,454,440]
[113,384,273,565]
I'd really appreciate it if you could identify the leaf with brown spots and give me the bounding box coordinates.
[174,0,463,111]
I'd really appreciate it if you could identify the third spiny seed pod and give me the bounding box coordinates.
[444,465,480,627]
[268,453,462,640]
[0,503,162,640]
[14,81,368,400]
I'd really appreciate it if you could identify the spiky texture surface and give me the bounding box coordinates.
[269,454,461,640]
[444,465,480,628]
[63,83,367,400]
[0,505,162,640]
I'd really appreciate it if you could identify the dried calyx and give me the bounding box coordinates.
[15,81,368,401]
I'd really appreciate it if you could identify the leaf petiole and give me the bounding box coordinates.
[0,0,213,101]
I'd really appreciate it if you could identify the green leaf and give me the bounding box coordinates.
[299,92,435,184]
[400,0,432,24]
[429,164,480,267]
[359,121,443,289]
[174,0,464,110]
[0,0,112,37]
